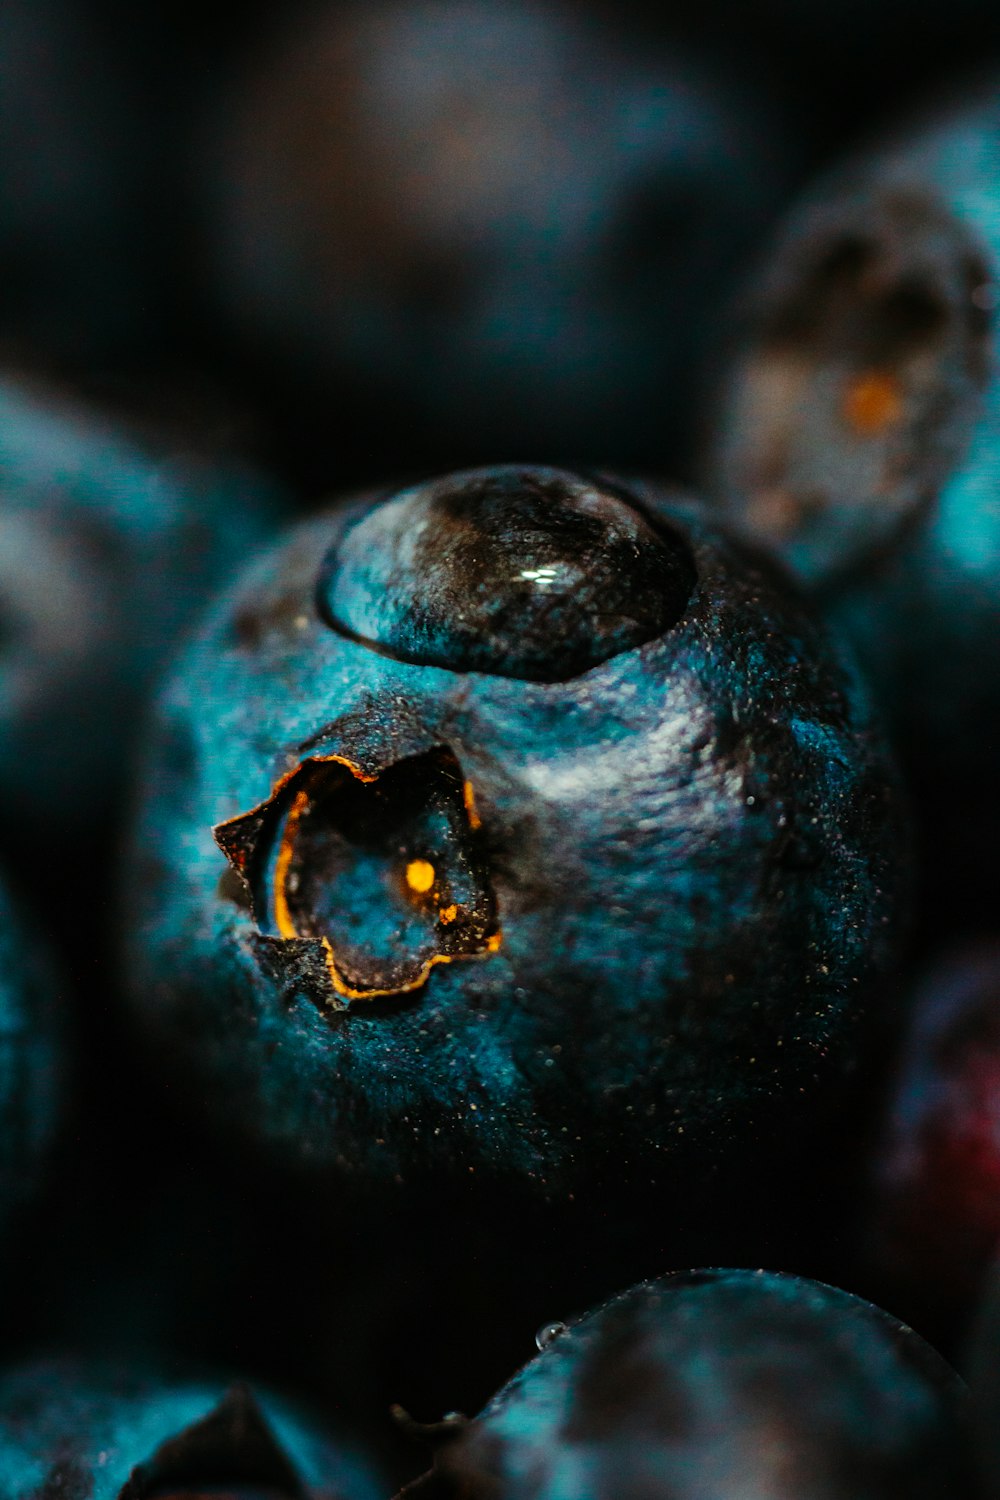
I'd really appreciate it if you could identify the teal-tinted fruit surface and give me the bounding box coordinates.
[412,1269,972,1500]
[124,466,906,1191]
[0,1362,380,1500]
[0,870,64,1244]
[0,379,284,828]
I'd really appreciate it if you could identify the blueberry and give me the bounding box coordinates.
[0,1360,380,1500]
[705,83,1000,917]
[0,377,284,831]
[408,1269,972,1499]
[204,0,788,466]
[861,941,1000,1344]
[0,869,64,1245]
[123,464,906,1190]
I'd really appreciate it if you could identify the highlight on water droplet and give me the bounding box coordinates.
[535,1320,568,1351]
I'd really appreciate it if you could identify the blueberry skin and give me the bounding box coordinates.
[861,942,1000,1344]
[0,377,284,829]
[706,84,1000,908]
[205,0,788,466]
[0,870,64,1244]
[123,465,905,1189]
[409,1269,972,1500]
[0,1361,379,1500]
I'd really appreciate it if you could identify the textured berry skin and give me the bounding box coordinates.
[205,0,787,465]
[0,1362,379,1500]
[0,377,283,829]
[862,943,1000,1341]
[123,465,905,1191]
[407,1269,972,1500]
[706,85,1000,910]
[0,870,64,1244]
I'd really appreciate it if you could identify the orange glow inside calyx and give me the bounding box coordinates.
[843,371,903,435]
[405,858,436,894]
[257,756,501,1003]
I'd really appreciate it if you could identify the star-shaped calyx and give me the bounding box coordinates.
[120,1384,303,1500]
[214,746,501,1010]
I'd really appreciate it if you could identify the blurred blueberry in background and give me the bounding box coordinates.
[0,376,284,836]
[203,0,791,473]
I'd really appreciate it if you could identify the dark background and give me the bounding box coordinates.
[2,2,999,1492]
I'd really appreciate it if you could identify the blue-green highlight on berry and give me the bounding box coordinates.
[0,1362,381,1500]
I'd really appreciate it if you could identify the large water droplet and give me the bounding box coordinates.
[317,466,695,681]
